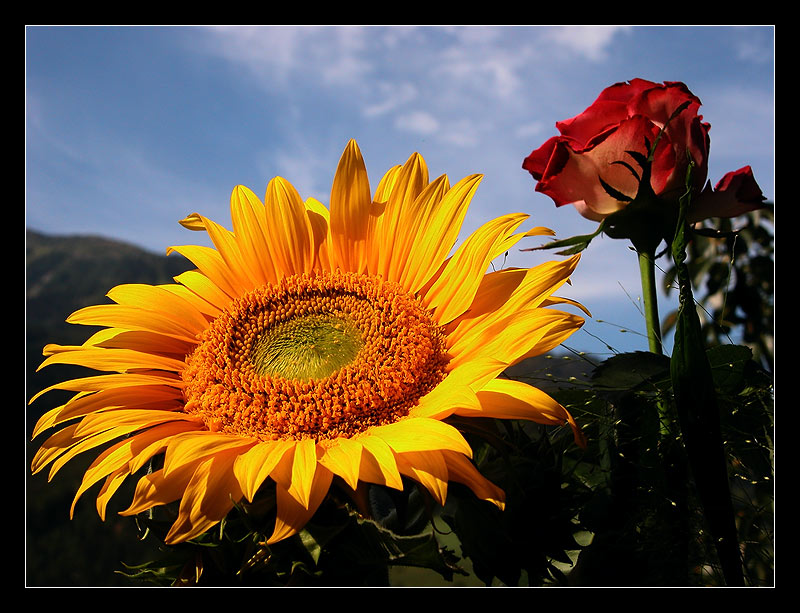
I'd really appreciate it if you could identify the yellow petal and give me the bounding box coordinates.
[329,139,372,273]
[47,424,144,482]
[401,174,481,294]
[447,256,582,354]
[448,308,584,372]
[268,464,333,544]
[517,311,587,362]
[120,462,197,517]
[318,437,363,491]
[173,269,233,314]
[28,372,182,405]
[164,449,244,544]
[422,213,529,325]
[166,244,240,301]
[371,152,429,282]
[193,213,260,292]
[288,438,319,510]
[37,347,187,374]
[230,184,275,286]
[96,467,129,520]
[366,418,472,458]
[31,423,81,476]
[33,385,183,439]
[70,420,201,517]
[395,450,448,506]
[74,408,199,439]
[67,304,200,345]
[305,197,332,272]
[107,283,210,334]
[373,164,402,203]
[441,450,505,510]
[355,435,404,490]
[264,177,315,276]
[159,282,221,319]
[82,328,195,356]
[470,378,586,447]
[163,431,256,478]
[408,372,483,420]
[233,438,295,502]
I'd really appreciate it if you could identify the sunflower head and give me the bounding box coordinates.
[30,139,587,548]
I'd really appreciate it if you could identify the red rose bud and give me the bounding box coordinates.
[523,79,764,223]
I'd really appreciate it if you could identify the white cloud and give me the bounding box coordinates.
[395,110,440,135]
[265,144,338,204]
[435,38,524,100]
[439,119,481,147]
[543,26,630,62]
[191,26,374,91]
[734,27,774,64]
[514,121,546,139]
[362,81,418,118]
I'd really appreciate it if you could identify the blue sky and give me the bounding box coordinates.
[25,25,774,357]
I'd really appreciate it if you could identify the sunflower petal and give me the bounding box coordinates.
[401,174,481,294]
[264,177,315,276]
[107,284,210,335]
[230,184,275,286]
[163,431,256,478]
[319,437,363,491]
[441,450,505,510]
[367,418,472,458]
[268,465,333,544]
[233,439,295,502]
[70,420,201,517]
[395,450,448,506]
[329,139,372,273]
[165,449,244,544]
[288,438,319,510]
[422,213,529,325]
[355,435,404,490]
[372,151,429,282]
[471,378,587,447]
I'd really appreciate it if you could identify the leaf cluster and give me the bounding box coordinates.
[661,207,774,371]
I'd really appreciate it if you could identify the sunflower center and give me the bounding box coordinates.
[250,314,363,381]
[181,270,449,442]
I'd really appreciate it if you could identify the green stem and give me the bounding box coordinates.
[638,248,671,444]
[638,250,663,355]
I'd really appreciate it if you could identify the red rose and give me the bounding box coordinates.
[523,79,764,223]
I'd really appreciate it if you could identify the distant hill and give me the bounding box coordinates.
[26,229,193,406]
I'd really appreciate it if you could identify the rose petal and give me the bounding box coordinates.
[689,166,766,223]
[525,115,661,220]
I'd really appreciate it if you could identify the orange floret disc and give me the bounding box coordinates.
[181,270,449,442]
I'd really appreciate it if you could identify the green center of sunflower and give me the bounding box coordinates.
[250,314,363,381]
[181,270,450,442]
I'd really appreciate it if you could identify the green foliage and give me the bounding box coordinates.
[443,419,589,586]
[117,481,466,586]
[661,207,774,371]
[552,344,773,586]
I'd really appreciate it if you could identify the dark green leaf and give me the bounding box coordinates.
[591,351,671,393]
[706,344,753,395]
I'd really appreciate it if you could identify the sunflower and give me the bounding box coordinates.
[30,140,587,547]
